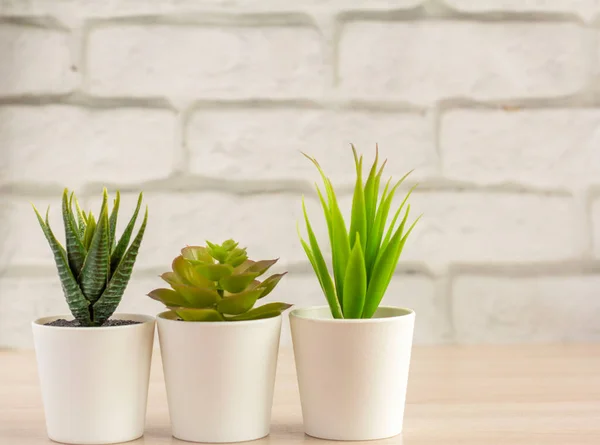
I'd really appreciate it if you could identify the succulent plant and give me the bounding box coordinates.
[149,240,290,321]
[299,145,420,319]
[33,188,148,327]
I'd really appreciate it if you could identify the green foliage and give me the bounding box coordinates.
[149,240,291,321]
[299,145,421,319]
[33,189,148,327]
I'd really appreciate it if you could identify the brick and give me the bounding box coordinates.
[0,25,76,96]
[0,106,176,187]
[87,25,325,98]
[0,0,424,17]
[264,272,446,345]
[452,274,600,343]
[339,22,589,103]
[86,191,315,270]
[593,198,600,257]
[401,192,581,265]
[441,109,600,189]
[0,196,62,269]
[187,108,436,183]
[445,0,596,19]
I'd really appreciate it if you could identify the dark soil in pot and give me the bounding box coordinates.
[44,319,141,327]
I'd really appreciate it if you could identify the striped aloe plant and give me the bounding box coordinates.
[299,145,420,319]
[33,188,148,327]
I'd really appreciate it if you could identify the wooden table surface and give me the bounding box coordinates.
[1,345,599,444]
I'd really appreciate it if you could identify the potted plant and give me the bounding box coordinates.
[291,146,420,441]
[148,240,291,443]
[31,188,154,445]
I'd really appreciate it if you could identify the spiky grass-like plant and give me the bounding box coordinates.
[33,188,148,326]
[299,145,420,319]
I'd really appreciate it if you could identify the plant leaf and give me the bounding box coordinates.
[160,271,183,287]
[343,234,367,319]
[33,205,91,326]
[181,246,214,264]
[148,288,189,307]
[363,206,415,318]
[226,302,292,321]
[74,197,87,239]
[82,212,96,250]
[257,272,287,298]
[171,283,220,307]
[78,190,110,304]
[349,145,367,254]
[381,184,417,252]
[108,190,120,252]
[301,198,343,319]
[110,192,143,273]
[237,258,278,276]
[217,289,263,315]
[172,256,215,288]
[92,207,148,325]
[195,263,234,281]
[219,272,259,294]
[62,189,86,276]
[172,308,224,322]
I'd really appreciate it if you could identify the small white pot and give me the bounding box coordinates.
[157,311,282,443]
[32,313,155,445]
[290,305,415,441]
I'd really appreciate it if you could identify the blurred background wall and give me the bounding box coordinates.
[1,0,600,348]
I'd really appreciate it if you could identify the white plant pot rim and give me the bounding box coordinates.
[157,310,283,326]
[32,313,155,330]
[290,305,414,324]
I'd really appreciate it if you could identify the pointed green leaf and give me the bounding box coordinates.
[33,206,91,326]
[161,271,183,287]
[195,263,234,281]
[381,184,416,252]
[92,207,148,325]
[235,258,278,276]
[173,308,224,322]
[257,272,287,298]
[148,288,189,307]
[219,272,259,293]
[301,198,343,319]
[363,207,417,318]
[217,288,263,315]
[343,234,367,319]
[110,192,142,273]
[172,256,215,288]
[82,212,96,250]
[108,190,120,251]
[181,246,214,263]
[62,189,86,276]
[363,146,381,232]
[74,197,87,239]
[226,302,292,321]
[349,145,367,254]
[78,191,110,304]
[171,283,220,307]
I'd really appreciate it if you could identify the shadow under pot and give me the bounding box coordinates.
[32,313,156,445]
[157,311,282,443]
[290,306,415,441]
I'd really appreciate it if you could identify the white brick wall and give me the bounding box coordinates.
[1,0,599,348]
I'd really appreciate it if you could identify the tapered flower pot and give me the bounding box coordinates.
[32,313,155,445]
[157,311,282,443]
[290,305,415,441]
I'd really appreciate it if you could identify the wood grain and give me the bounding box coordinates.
[1,345,599,444]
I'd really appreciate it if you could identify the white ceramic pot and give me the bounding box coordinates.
[157,311,282,443]
[290,305,415,441]
[32,313,155,445]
